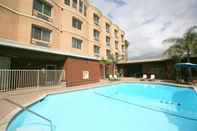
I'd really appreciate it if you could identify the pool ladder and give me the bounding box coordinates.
[3,98,53,131]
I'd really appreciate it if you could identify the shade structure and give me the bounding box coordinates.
[175,63,197,70]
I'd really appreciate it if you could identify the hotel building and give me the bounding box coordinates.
[0,0,127,86]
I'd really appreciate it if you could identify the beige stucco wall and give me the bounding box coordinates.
[0,0,127,60]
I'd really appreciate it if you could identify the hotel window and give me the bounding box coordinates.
[122,55,125,60]
[32,26,51,47]
[106,36,110,46]
[106,23,110,33]
[114,29,118,38]
[94,14,99,25]
[94,45,100,54]
[79,0,83,13]
[121,34,124,42]
[72,17,82,30]
[64,0,70,6]
[106,50,111,58]
[115,41,118,49]
[72,37,82,49]
[84,5,87,16]
[33,0,52,21]
[93,29,100,41]
[115,53,119,60]
[32,26,51,42]
[72,0,78,9]
[122,45,125,52]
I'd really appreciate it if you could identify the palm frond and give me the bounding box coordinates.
[125,40,130,48]
[162,37,183,45]
[163,25,197,61]
[185,26,197,34]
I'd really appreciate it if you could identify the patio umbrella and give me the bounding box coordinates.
[175,63,197,82]
[175,63,197,70]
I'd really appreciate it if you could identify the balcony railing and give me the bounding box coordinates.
[106,43,111,48]
[94,52,100,57]
[32,10,53,22]
[0,70,65,92]
[32,39,50,47]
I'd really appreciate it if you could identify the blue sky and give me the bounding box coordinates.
[90,0,197,60]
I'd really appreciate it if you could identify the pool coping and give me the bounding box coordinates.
[1,80,197,131]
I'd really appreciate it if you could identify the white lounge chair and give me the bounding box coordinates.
[109,75,114,81]
[113,75,120,80]
[140,74,147,81]
[149,74,155,81]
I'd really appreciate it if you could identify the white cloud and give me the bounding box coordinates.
[90,0,197,59]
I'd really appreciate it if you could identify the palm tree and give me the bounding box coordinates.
[100,40,130,79]
[99,58,112,79]
[163,26,197,82]
[163,26,197,62]
[125,40,130,49]
[107,53,124,76]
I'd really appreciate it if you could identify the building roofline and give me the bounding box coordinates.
[0,38,98,61]
[89,3,125,33]
[119,58,170,64]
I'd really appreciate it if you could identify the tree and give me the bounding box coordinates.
[107,53,124,76]
[163,26,197,82]
[125,40,130,49]
[100,54,124,79]
[99,58,112,79]
[163,26,197,62]
[125,40,130,61]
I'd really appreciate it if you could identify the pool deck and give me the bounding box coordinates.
[0,78,197,131]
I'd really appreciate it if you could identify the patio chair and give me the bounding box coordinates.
[108,75,115,81]
[114,74,120,80]
[149,74,156,81]
[140,74,148,81]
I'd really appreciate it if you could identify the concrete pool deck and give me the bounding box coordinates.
[0,78,197,131]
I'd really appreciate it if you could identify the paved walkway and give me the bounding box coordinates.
[0,78,196,131]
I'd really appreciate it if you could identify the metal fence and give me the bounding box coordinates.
[0,70,65,92]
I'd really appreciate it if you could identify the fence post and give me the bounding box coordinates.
[37,70,39,88]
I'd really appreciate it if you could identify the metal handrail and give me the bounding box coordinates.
[3,98,53,131]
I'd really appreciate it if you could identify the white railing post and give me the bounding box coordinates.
[37,70,40,88]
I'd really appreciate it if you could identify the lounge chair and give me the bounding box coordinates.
[108,75,115,81]
[149,74,155,81]
[113,75,120,80]
[140,74,148,81]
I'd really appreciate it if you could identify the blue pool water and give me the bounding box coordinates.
[7,83,197,131]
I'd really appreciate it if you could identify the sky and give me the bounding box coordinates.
[90,0,197,60]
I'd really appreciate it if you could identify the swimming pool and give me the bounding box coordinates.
[7,83,197,131]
